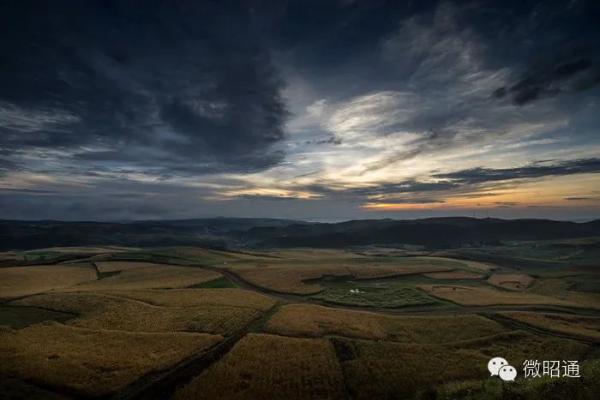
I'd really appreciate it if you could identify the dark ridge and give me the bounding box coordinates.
[0,217,599,251]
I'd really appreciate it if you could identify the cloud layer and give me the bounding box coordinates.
[1,0,599,221]
[0,1,287,175]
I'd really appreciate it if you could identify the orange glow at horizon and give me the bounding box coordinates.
[361,174,600,211]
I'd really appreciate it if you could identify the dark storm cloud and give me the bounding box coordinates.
[435,158,600,185]
[0,0,287,174]
[493,53,600,105]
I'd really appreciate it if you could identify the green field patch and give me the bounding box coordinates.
[313,284,440,308]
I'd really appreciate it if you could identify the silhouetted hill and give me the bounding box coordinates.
[0,217,599,251]
[244,218,600,249]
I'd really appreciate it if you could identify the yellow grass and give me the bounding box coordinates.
[0,322,221,397]
[487,273,534,290]
[68,264,221,290]
[419,284,600,309]
[265,304,505,342]
[0,265,96,299]
[13,291,267,335]
[500,311,600,342]
[174,333,346,400]
[424,271,484,280]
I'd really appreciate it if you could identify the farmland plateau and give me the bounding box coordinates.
[1,227,599,399]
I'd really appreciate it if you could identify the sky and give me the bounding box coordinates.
[1,0,599,221]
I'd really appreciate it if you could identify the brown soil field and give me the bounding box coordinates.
[68,264,221,291]
[487,273,535,290]
[173,333,346,400]
[423,271,484,280]
[499,311,600,342]
[0,265,97,299]
[0,322,221,397]
[265,304,505,342]
[419,284,600,309]
[14,291,266,336]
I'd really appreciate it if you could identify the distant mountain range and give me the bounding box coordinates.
[1,217,599,251]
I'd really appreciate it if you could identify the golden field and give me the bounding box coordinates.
[174,333,346,400]
[13,291,268,336]
[69,263,222,290]
[265,304,505,342]
[0,322,221,397]
[500,311,600,342]
[0,265,96,299]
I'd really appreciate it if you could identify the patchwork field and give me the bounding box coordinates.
[174,333,346,400]
[265,304,506,342]
[233,256,462,294]
[0,264,96,299]
[1,245,599,399]
[71,263,222,290]
[335,331,591,400]
[0,322,221,397]
[13,290,274,336]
